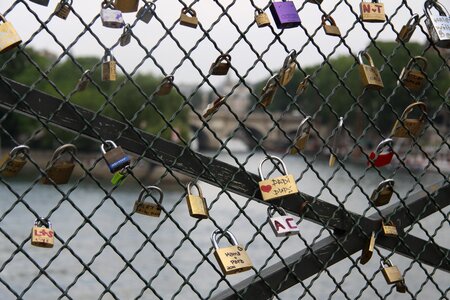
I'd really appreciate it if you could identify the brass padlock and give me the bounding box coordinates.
[424,0,450,49]
[370,179,394,206]
[396,14,419,43]
[260,74,278,108]
[186,182,209,219]
[101,0,125,28]
[134,186,163,217]
[360,231,375,265]
[179,7,198,28]
[31,218,54,248]
[399,56,427,92]
[296,75,310,96]
[278,50,297,86]
[211,229,253,275]
[76,70,91,91]
[380,259,403,284]
[255,8,270,28]
[258,156,299,201]
[396,279,407,293]
[136,1,156,23]
[368,138,394,168]
[358,51,384,90]
[102,51,117,81]
[391,102,427,138]
[322,14,341,37]
[360,0,386,23]
[0,14,22,54]
[101,140,131,173]
[267,205,299,237]
[54,0,72,20]
[120,24,132,46]
[382,221,398,237]
[329,117,343,167]
[0,145,30,177]
[290,116,311,154]
[29,0,50,6]
[156,75,174,96]
[210,54,231,76]
[114,0,139,13]
[203,96,226,119]
[41,144,77,185]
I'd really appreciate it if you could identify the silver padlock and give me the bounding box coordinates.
[101,0,125,29]
[76,70,91,91]
[290,116,311,154]
[370,179,395,206]
[136,1,156,23]
[120,24,132,46]
[424,0,450,48]
[268,205,299,237]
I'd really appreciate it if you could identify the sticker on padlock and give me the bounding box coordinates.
[399,56,428,92]
[136,1,156,23]
[360,231,375,264]
[290,116,311,154]
[322,14,341,37]
[259,74,278,108]
[329,117,344,167]
[380,259,403,284]
[358,51,384,89]
[120,24,132,46]
[54,0,72,20]
[269,0,301,29]
[114,0,139,13]
[156,75,174,96]
[41,144,77,185]
[210,54,231,76]
[179,7,198,28]
[211,229,253,275]
[258,156,299,201]
[101,140,131,173]
[382,221,398,237]
[0,14,22,54]
[203,96,226,119]
[370,179,394,207]
[0,145,30,177]
[424,0,450,49]
[186,182,209,219]
[29,0,50,6]
[296,75,310,96]
[267,205,299,237]
[360,0,386,23]
[255,8,270,28]
[111,166,130,185]
[396,14,419,43]
[278,50,297,86]
[31,218,54,248]
[391,102,427,138]
[100,0,125,28]
[76,70,91,91]
[102,50,116,81]
[368,138,394,168]
[134,186,163,217]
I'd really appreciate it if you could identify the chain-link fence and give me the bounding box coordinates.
[0,0,449,299]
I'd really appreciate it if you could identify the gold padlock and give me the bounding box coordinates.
[278,50,297,86]
[211,229,253,275]
[31,218,55,248]
[186,182,209,219]
[258,156,299,201]
[396,14,419,43]
[360,231,375,265]
[259,74,278,108]
[360,0,386,23]
[296,75,310,96]
[0,14,22,53]
[382,221,398,237]
[290,116,311,154]
[179,7,198,28]
[0,145,30,177]
[255,8,270,27]
[380,259,403,284]
[134,186,163,217]
[370,179,394,206]
[210,54,231,76]
[329,117,344,167]
[391,102,427,138]
[156,75,174,96]
[358,51,384,90]
[203,96,226,119]
[115,0,139,13]
[322,14,341,37]
[399,56,427,91]
[54,0,72,20]
[102,50,117,81]
[76,70,91,91]
[41,144,77,185]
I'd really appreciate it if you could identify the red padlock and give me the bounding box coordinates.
[368,138,394,167]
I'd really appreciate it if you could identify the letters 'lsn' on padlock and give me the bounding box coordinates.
[370,179,394,206]
[211,230,253,275]
[391,102,427,138]
[424,0,450,49]
[101,0,125,28]
[134,186,163,217]
[186,182,209,219]
[399,56,428,91]
[381,259,403,284]
[268,206,299,237]
[210,54,231,76]
[278,50,297,86]
[269,0,301,29]
[360,0,386,23]
[31,218,54,248]
[255,8,270,27]
[290,116,311,154]
[101,140,131,173]
[258,156,299,201]
[368,138,394,168]
[322,14,341,37]
[358,51,384,90]
[156,75,174,96]
[360,231,375,264]
[0,145,29,177]
[396,14,419,43]
[115,0,139,13]
[260,74,278,108]
[382,221,398,237]
[54,0,72,20]
[136,1,156,23]
[102,51,117,81]
[179,7,198,28]
[0,14,22,54]
[41,144,77,185]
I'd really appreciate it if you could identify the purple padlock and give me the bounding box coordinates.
[269,0,301,29]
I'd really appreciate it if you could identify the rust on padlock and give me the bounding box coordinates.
[54,0,72,20]
[156,75,174,96]
[179,7,198,28]
[210,54,231,75]
[134,186,163,217]
[296,75,310,96]
[322,14,341,37]
[0,145,30,177]
[203,96,226,119]
[399,56,428,91]
[41,144,77,185]
[396,14,419,43]
[391,102,427,138]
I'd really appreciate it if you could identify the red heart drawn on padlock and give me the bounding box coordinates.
[261,185,272,193]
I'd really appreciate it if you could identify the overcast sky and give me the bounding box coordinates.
[1,1,429,85]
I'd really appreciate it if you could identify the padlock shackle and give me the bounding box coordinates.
[405,56,428,71]
[59,0,73,5]
[380,258,394,268]
[374,138,393,155]
[382,220,395,227]
[400,101,427,120]
[123,23,131,32]
[181,7,197,17]
[187,181,203,198]
[424,0,449,17]
[358,51,375,67]
[100,140,118,154]
[162,75,174,84]
[214,53,231,64]
[282,50,297,69]
[321,14,337,26]
[34,217,52,228]
[9,145,30,158]
[258,155,289,180]
[102,0,116,9]
[296,75,311,96]
[262,74,279,92]
[50,144,77,163]
[0,14,7,24]
[406,13,420,27]
[80,69,91,80]
[255,8,265,16]
[103,50,114,61]
[211,229,239,250]
[294,116,312,140]
[137,185,164,204]
[142,1,156,9]
[267,205,287,218]
[377,179,395,192]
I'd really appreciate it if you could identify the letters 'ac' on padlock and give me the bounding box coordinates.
[179,7,198,28]
[290,116,312,154]
[136,1,156,23]
[269,0,301,29]
[41,144,77,185]
[100,1,125,28]
[156,75,174,96]
[211,230,253,275]
[101,140,131,173]
[210,54,231,76]
[186,182,209,219]
[368,138,394,168]
[203,96,226,119]
[424,0,450,49]
[399,56,428,91]
[0,145,30,177]
[360,231,376,264]
[382,221,398,237]
[120,24,132,46]
[76,70,91,91]
[114,0,139,13]
[31,218,54,248]
[255,8,270,28]
[396,14,420,43]
[0,14,22,54]
[54,0,72,20]
[267,206,299,237]
[370,179,394,207]
[358,51,384,90]
[134,186,163,217]
[29,0,50,6]
[279,50,297,86]
[391,102,427,138]
[381,259,403,284]
[102,51,117,81]
[260,74,278,108]
[322,14,341,37]
[258,156,299,201]
[360,0,386,23]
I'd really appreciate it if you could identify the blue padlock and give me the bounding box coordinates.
[101,140,130,173]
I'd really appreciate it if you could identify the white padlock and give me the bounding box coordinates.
[100,0,124,28]
[268,205,299,237]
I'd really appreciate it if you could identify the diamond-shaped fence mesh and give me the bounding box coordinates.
[0,0,448,299]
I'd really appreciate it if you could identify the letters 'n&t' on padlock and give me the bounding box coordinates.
[101,140,131,173]
[31,218,54,248]
[381,259,403,284]
[54,0,73,20]
[179,7,198,28]
[186,182,209,219]
[360,0,386,23]
[0,14,22,54]
[424,0,450,49]
[258,156,299,201]
[391,102,427,138]
[268,205,299,237]
[322,14,341,37]
[0,145,30,177]
[269,0,301,29]
[134,186,163,217]
[41,144,77,185]
[358,50,384,90]
[370,179,394,206]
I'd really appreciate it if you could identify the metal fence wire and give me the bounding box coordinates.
[0,0,449,299]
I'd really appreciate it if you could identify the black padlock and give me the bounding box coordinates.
[100,140,130,173]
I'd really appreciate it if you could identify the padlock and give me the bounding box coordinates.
[305,0,322,4]
[424,0,450,48]
[360,231,375,264]
[54,0,72,20]
[360,0,386,23]
[391,102,427,138]
[31,218,54,248]
[134,186,163,217]
[382,220,398,237]
[120,24,132,46]
[101,140,131,173]
[255,8,270,28]
[396,14,419,43]
[322,14,341,37]
[296,75,310,96]
[368,138,394,168]
[136,1,156,23]
[370,179,394,206]
[269,0,301,29]
[258,156,299,201]
[396,279,407,293]
[210,54,231,76]
[211,229,253,275]
[186,182,209,219]
[278,50,297,86]
[0,14,22,54]
[41,144,77,185]
[358,51,384,90]
[380,259,403,284]
[29,0,50,6]
[267,205,299,237]
[114,0,139,13]
[329,117,343,167]
[179,7,198,28]
[203,96,226,119]
[101,0,125,29]
[102,51,117,81]
[290,116,311,154]
[399,56,428,91]
[0,145,30,177]
[156,75,174,96]
[260,74,278,107]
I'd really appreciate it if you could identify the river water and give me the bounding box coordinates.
[0,152,448,299]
